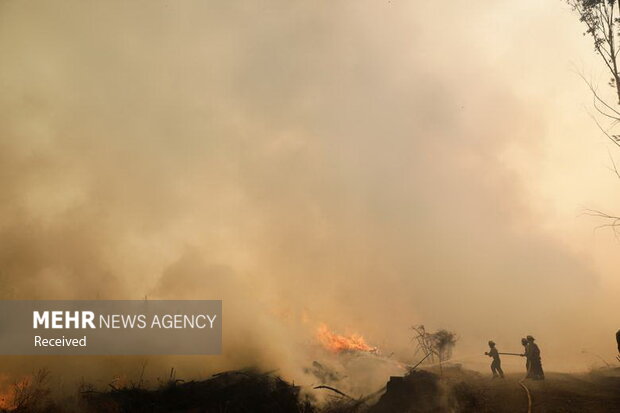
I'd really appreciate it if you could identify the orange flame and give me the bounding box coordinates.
[0,390,13,411]
[0,375,13,410]
[0,374,28,411]
[316,323,377,353]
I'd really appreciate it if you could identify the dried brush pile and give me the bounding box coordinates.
[82,368,315,413]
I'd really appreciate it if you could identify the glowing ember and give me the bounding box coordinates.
[316,323,377,353]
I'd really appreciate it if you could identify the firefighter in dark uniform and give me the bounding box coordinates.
[525,335,544,380]
[520,337,530,377]
[485,340,504,379]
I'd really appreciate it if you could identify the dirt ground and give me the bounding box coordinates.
[3,365,620,412]
[427,366,620,413]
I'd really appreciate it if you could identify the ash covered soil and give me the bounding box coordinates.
[428,366,620,413]
[4,366,620,412]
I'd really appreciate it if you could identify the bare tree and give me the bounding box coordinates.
[410,325,457,364]
[568,1,620,103]
[567,0,620,233]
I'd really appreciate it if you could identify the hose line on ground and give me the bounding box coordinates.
[518,379,532,413]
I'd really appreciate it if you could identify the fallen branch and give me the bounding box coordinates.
[313,385,353,399]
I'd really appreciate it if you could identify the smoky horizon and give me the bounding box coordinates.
[0,0,619,392]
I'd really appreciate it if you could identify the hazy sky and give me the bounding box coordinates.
[0,0,619,381]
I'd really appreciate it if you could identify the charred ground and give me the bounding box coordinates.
[2,365,620,413]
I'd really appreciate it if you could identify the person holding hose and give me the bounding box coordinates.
[520,337,530,377]
[524,335,544,380]
[485,340,504,379]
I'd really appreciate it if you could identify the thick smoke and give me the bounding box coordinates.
[0,0,616,387]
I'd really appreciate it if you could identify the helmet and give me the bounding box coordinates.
[526,335,535,341]
[488,340,495,346]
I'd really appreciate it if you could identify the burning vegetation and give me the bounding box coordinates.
[316,324,378,354]
[1,324,619,412]
[1,336,620,412]
[0,370,55,413]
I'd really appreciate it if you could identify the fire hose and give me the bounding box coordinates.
[518,379,532,413]
[488,352,532,413]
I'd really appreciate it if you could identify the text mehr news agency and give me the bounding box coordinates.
[32,311,217,347]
